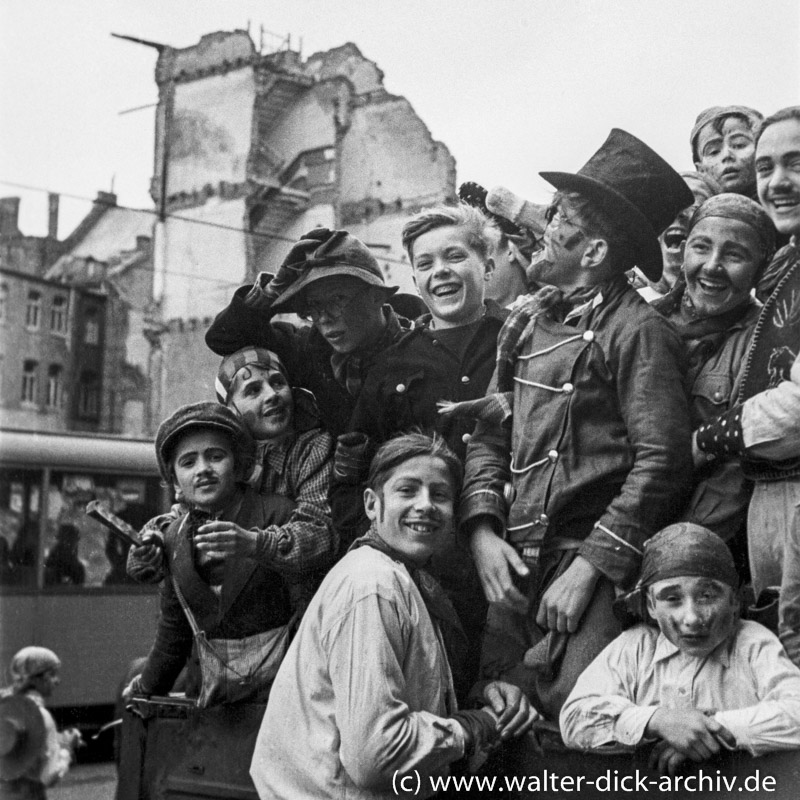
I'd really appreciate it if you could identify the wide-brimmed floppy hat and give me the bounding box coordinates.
[540,128,694,281]
[270,228,398,313]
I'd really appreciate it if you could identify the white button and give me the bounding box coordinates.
[583,331,595,342]
[396,383,406,394]
[548,449,558,463]
[562,383,574,394]
[461,433,471,444]
[539,513,549,525]
[461,375,470,384]
[713,391,723,401]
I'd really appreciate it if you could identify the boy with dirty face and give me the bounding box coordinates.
[561,523,800,775]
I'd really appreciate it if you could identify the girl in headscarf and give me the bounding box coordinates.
[652,193,776,546]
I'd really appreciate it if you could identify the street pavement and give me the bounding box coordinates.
[51,762,117,800]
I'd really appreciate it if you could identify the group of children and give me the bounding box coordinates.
[7,104,800,800]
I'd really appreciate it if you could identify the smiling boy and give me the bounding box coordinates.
[560,523,800,775]
[340,203,507,696]
[251,434,538,800]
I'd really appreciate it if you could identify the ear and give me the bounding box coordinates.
[484,256,495,280]
[363,487,380,522]
[581,237,609,269]
[645,589,656,618]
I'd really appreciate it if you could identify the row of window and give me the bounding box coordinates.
[0,284,100,344]
[19,361,100,418]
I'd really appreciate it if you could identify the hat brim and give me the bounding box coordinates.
[271,266,398,313]
[0,694,46,780]
[540,171,665,281]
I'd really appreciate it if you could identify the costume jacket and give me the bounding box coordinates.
[139,490,294,696]
[348,301,508,462]
[656,293,760,541]
[461,278,692,589]
[205,285,409,437]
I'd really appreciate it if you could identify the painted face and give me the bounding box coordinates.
[411,226,491,328]
[30,668,60,699]
[755,117,800,237]
[647,576,737,658]
[657,204,695,291]
[228,364,293,442]
[363,455,456,566]
[302,276,384,354]
[527,201,591,290]
[683,217,762,318]
[171,429,237,512]
[695,117,757,196]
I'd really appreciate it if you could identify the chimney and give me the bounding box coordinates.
[95,191,117,208]
[0,197,21,237]
[48,193,59,239]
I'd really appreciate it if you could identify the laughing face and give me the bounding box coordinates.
[647,576,738,658]
[695,116,757,196]
[683,217,762,318]
[171,429,238,512]
[756,117,800,237]
[228,364,293,442]
[410,226,491,328]
[363,455,456,566]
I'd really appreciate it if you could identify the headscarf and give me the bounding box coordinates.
[215,347,287,404]
[688,192,777,271]
[8,647,61,692]
[639,523,739,592]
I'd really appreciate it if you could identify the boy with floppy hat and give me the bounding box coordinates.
[206,228,410,438]
[460,129,694,719]
[561,523,800,775]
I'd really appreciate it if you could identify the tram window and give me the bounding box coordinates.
[0,468,41,587]
[44,471,159,588]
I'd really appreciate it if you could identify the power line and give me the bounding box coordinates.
[0,179,413,267]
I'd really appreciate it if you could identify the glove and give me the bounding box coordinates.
[246,228,338,309]
[333,432,373,484]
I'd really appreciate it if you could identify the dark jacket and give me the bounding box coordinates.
[140,491,294,696]
[205,285,409,438]
[460,278,693,589]
[657,293,760,541]
[348,301,509,462]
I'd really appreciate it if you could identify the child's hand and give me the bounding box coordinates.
[195,521,259,560]
[645,708,733,762]
[482,680,540,740]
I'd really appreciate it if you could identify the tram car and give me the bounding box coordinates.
[0,427,165,740]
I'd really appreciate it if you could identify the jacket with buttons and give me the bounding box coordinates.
[347,300,509,462]
[662,297,760,541]
[460,278,693,589]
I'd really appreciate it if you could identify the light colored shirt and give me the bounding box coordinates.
[250,547,465,800]
[27,690,72,787]
[741,351,800,459]
[560,620,800,757]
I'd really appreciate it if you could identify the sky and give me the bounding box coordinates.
[1,0,799,238]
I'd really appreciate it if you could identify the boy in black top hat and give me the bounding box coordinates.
[460,129,694,720]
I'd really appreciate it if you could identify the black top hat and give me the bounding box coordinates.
[540,129,694,281]
[0,693,46,781]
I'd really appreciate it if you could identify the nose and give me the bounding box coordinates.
[432,257,451,277]
[721,141,735,162]
[703,246,725,273]
[682,599,703,628]
[769,164,792,192]
[414,487,436,511]
[196,456,215,474]
[261,384,278,403]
